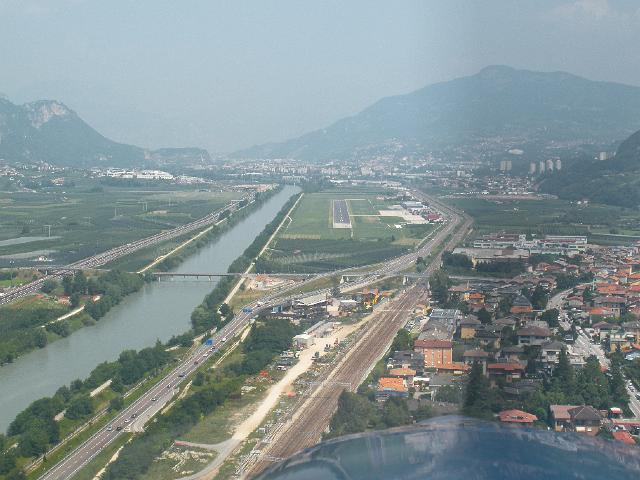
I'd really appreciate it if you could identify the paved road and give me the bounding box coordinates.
[547,288,574,331]
[573,331,609,367]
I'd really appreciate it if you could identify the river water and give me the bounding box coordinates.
[0,185,299,432]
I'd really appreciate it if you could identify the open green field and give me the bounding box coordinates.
[0,174,242,267]
[446,196,640,245]
[261,188,435,272]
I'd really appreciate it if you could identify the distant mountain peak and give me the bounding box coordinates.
[477,64,516,76]
[0,95,211,168]
[23,100,73,129]
[235,66,640,161]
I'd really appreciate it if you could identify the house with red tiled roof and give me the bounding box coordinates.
[486,362,525,385]
[612,430,636,445]
[498,409,538,424]
[376,376,408,399]
[590,307,616,324]
[594,296,626,318]
[468,292,485,305]
[359,288,380,305]
[435,362,470,374]
[510,295,533,314]
[566,296,584,308]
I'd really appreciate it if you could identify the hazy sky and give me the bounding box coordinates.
[1,0,640,153]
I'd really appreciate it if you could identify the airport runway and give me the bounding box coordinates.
[332,199,351,228]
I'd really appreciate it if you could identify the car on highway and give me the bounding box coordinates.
[151,397,157,401]
[116,426,123,431]
[131,413,137,418]
[179,372,186,377]
[107,425,113,431]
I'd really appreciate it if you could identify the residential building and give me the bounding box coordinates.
[459,316,481,339]
[414,339,453,369]
[388,350,425,375]
[376,377,408,400]
[486,362,525,386]
[539,340,565,373]
[517,326,552,346]
[498,409,538,424]
[511,295,533,314]
[463,349,490,374]
[550,405,602,436]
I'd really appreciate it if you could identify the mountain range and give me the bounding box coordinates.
[0,98,210,168]
[5,65,640,168]
[235,65,640,161]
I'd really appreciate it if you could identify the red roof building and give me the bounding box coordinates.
[612,430,636,445]
[499,409,538,424]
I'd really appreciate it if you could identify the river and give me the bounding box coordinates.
[0,185,299,432]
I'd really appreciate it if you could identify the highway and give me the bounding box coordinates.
[36,188,468,480]
[0,198,249,306]
[38,285,280,480]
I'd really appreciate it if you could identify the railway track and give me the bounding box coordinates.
[244,192,471,478]
[246,288,424,476]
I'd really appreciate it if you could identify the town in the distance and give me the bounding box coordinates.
[3,55,640,480]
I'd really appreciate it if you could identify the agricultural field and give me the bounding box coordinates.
[261,188,436,272]
[0,174,243,267]
[446,196,640,245]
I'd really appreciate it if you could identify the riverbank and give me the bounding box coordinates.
[114,186,282,274]
[0,188,282,369]
[0,270,147,369]
[64,192,302,480]
[0,186,300,435]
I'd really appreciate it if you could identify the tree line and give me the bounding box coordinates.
[0,342,170,478]
[463,351,630,422]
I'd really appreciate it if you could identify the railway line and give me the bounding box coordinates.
[243,190,471,478]
[246,288,426,477]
